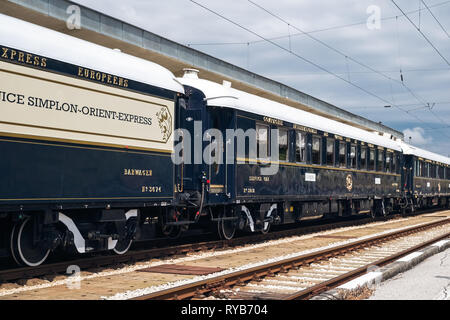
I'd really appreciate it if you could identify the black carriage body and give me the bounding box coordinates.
[0,138,175,209]
[179,85,402,221]
[233,111,401,203]
[0,46,178,213]
[404,154,450,205]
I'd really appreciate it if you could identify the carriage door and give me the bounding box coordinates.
[175,103,203,193]
[402,155,413,194]
[206,108,233,198]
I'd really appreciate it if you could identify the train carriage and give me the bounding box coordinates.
[401,143,450,210]
[1,15,449,268]
[178,70,404,236]
[0,14,184,266]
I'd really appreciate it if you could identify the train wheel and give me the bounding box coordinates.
[113,217,137,255]
[381,201,387,217]
[10,217,50,267]
[261,220,271,234]
[217,211,236,240]
[370,207,376,219]
[161,225,182,239]
[113,239,132,255]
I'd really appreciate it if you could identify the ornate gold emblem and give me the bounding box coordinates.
[156,107,172,142]
[346,174,353,191]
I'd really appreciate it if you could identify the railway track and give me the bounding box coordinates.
[0,214,399,283]
[131,217,450,300]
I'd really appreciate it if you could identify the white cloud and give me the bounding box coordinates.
[72,0,450,152]
[402,127,433,146]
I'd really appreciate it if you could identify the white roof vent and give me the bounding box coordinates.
[183,68,199,79]
[223,80,232,88]
[113,48,121,52]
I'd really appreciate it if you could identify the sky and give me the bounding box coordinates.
[73,0,450,156]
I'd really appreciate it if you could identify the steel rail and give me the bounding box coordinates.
[284,230,450,300]
[0,213,399,282]
[0,208,445,283]
[131,217,450,300]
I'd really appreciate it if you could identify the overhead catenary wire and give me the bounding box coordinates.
[267,67,450,76]
[246,0,449,137]
[247,0,425,104]
[188,0,395,105]
[186,0,450,47]
[421,0,450,38]
[188,0,449,138]
[391,0,450,67]
[389,0,450,135]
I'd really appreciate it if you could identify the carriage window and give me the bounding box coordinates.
[350,144,357,169]
[256,123,269,159]
[386,152,392,173]
[419,161,422,177]
[339,142,347,168]
[296,132,306,163]
[326,139,335,166]
[278,129,288,161]
[312,136,321,165]
[377,150,384,172]
[415,160,421,177]
[422,161,426,177]
[431,164,436,178]
[361,146,367,170]
[392,153,397,174]
[369,149,375,170]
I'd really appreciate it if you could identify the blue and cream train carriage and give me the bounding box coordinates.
[401,143,450,209]
[0,15,449,266]
[0,14,184,266]
[178,71,404,238]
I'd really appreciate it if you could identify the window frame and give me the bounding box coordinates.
[256,122,270,160]
[350,144,357,169]
[295,131,306,163]
[338,141,347,168]
[369,148,375,171]
[376,149,384,172]
[386,151,393,173]
[360,146,368,170]
[311,135,321,165]
[326,138,335,166]
[278,127,289,162]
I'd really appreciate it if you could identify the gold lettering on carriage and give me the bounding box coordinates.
[293,124,317,134]
[77,67,129,88]
[123,169,153,177]
[1,46,47,68]
[263,116,283,126]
